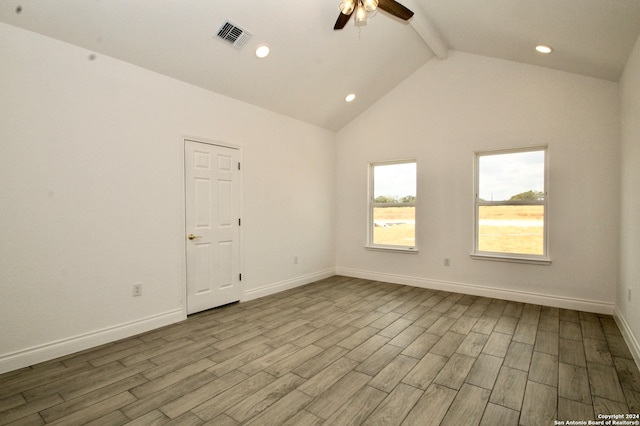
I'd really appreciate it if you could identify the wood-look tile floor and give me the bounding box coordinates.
[2,276,640,425]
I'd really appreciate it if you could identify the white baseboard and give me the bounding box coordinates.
[0,309,185,375]
[0,269,337,375]
[336,267,615,315]
[614,307,640,369]
[2,270,624,376]
[242,268,337,302]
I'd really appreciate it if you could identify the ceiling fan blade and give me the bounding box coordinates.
[334,11,354,30]
[377,0,414,20]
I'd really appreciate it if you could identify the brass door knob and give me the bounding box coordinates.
[187,233,202,240]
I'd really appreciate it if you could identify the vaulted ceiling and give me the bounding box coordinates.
[2,0,639,131]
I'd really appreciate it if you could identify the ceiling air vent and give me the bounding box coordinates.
[216,21,251,49]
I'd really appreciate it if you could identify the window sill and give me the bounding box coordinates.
[366,245,419,254]
[470,253,551,265]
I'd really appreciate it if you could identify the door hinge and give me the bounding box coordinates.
[239,273,242,281]
[238,218,241,226]
[238,162,241,170]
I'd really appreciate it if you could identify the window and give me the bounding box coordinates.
[368,160,417,251]
[473,147,549,263]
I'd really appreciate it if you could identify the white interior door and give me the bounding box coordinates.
[185,140,241,315]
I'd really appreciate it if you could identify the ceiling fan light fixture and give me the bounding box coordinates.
[333,0,413,30]
[363,0,378,12]
[340,0,355,15]
[355,2,368,23]
[536,45,553,54]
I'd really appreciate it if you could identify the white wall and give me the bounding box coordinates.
[336,51,620,313]
[618,34,640,363]
[0,23,336,373]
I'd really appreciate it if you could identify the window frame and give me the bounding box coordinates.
[472,146,550,265]
[366,159,418,253]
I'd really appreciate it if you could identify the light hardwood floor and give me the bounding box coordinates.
[1,276,639,425]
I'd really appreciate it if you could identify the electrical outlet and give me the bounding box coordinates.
[628,288,632,303]
[132,283,142,297]
[294,256,298,264]
[444,258,450,267]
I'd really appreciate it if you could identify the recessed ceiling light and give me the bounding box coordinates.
[255,44,270,58]
[536,45,553,54]
[345,93,356,102]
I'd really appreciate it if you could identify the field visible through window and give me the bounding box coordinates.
[373,206,415,247]
[373,206,544,254]
[478,205,544,255]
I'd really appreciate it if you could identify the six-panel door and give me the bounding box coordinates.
[185,140,241,314]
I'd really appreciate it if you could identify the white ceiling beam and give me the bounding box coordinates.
[403,0,449,59]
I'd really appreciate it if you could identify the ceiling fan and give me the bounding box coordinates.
[334,0,414,29]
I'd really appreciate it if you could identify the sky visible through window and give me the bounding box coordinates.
[478,150,544,201]
[374,162,416,199]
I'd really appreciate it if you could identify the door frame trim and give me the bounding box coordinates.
[181,135,243,316]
